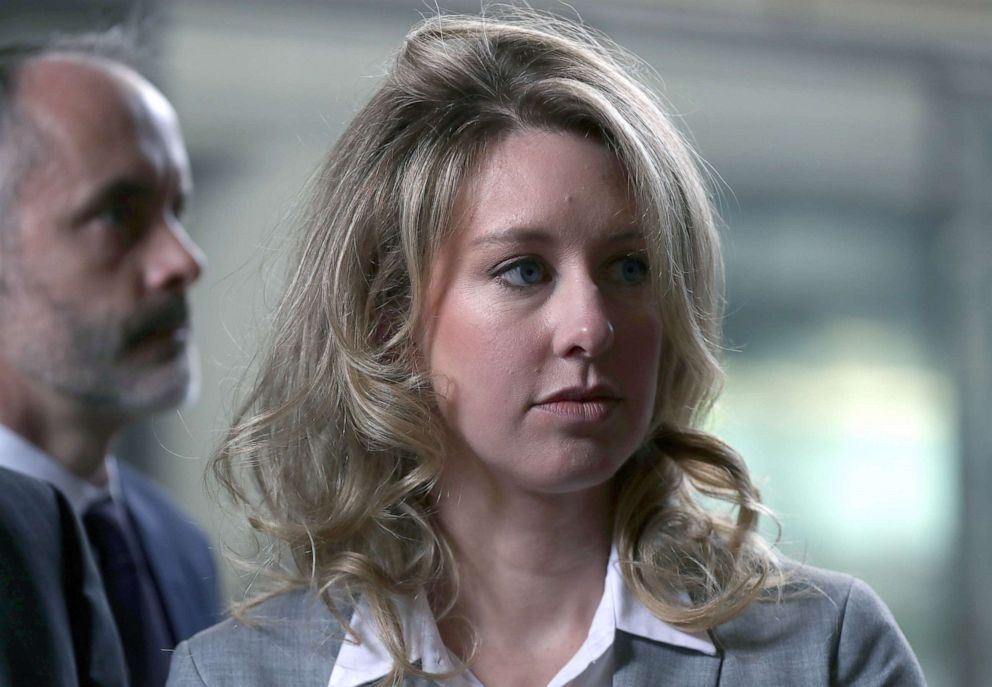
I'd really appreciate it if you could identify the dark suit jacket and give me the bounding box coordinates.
[166,564,926,686]
[0,467,127,687]
[116,462,222,644]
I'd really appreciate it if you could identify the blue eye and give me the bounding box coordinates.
[611,254,649,285]
[98,204,132,227]
[496,257,548,287]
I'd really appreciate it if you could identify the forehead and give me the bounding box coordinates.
[15,55,190,190]
[452,129,637,243]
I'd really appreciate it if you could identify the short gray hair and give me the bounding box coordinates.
[0,44,36,236]
[0,29,140,236]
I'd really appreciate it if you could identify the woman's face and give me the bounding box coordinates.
[422,129,663,496]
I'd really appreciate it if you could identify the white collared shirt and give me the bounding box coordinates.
[329,548,716,687]
[0,422,116,514]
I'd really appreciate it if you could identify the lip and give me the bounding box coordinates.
[127,324,189,358]
[532,385,621,422]
[535,384,620,405]
[123,298,191,348]
[137,322,188,344]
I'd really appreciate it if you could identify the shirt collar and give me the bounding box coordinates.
[607,550,717,655]
[328,547,716,687]
[329,590,470,687]
[0,423,115,514]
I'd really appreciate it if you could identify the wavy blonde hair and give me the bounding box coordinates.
[215,7,780,683]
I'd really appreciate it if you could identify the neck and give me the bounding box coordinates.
[434,470,613,685]
[0,367,119,484]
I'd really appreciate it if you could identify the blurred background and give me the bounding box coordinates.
[2,1,989,685]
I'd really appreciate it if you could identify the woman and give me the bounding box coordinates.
[168,10,925,686]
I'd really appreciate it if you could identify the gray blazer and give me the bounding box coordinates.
[166,564,926,686]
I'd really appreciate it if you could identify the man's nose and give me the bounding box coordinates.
[550,276,615,359]
[144,218,205,293]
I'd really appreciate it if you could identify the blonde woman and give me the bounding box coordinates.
[168,10,925,687]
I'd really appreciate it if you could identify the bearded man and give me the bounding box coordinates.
[0,38,220,687]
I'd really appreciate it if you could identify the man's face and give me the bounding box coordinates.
[0,56,205,420]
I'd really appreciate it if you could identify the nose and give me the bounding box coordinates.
[550,277,615,359]
[144,218,205,293]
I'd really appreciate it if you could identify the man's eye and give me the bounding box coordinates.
[97,204,131,226]
[609,254,649,285]
[98,201,147,227]
[495,257,548,287]
[96,202,148,239]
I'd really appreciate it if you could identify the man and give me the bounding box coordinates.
[0,39,220,686]
[0,466,127,687]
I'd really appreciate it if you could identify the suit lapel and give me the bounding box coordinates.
[612,630,722,686]
[117,470,193,641]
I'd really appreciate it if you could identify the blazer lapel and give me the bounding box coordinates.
[118,475,195,640]
[612,630,722,686]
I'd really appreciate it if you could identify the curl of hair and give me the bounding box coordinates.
[214,8,782,683]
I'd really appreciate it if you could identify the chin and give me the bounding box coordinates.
[521,452,629,497]
[118,348,200,414]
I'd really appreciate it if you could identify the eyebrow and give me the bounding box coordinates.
[469,227,644,248]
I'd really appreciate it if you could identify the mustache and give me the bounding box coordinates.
[121,297,190,350]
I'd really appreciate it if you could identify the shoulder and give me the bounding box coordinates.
[0,467,67,559]
[713,562,926,686]
[116,462,213,560]
[0,467,64,618]
[0,466,59,519]
[116,462,221,632]
[117,462,201,530]
[0,467,129,687]
[166,589,348,687]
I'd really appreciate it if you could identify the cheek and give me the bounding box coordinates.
[426,293,541,407]
[616,313,664,409]
[427,293,482,379]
